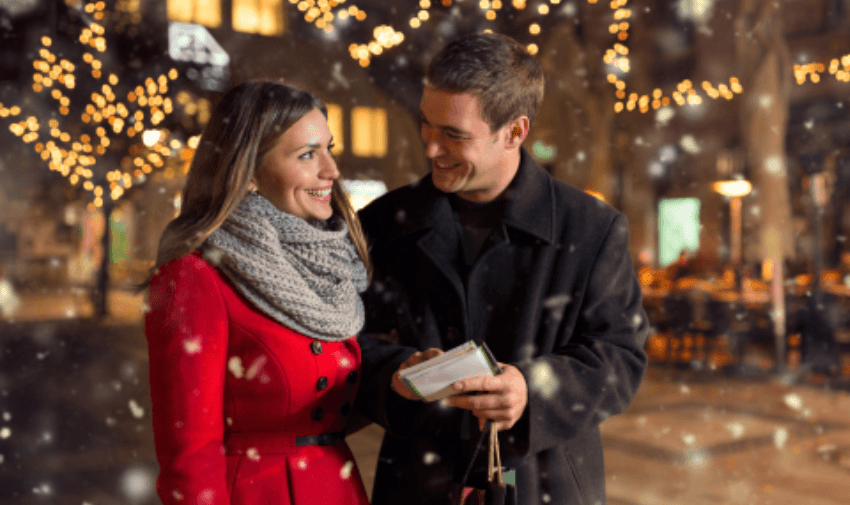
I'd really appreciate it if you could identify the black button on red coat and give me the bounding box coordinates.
[311,341,323,355]
[312,406,325,421]
[316,376,329,391]
[346,371,358,384]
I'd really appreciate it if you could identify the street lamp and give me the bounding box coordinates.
[712,179,753,270]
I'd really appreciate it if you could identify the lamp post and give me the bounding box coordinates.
[712,179,753,275]
[796,152,839,374]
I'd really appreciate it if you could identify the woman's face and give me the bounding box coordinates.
[255,108,339,221]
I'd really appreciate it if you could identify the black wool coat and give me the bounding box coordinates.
[354,148,649,505]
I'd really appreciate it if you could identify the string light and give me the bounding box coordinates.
[1,1,181,209]
[794,55,850,84]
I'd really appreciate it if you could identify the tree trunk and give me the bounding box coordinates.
[737,0,795,367]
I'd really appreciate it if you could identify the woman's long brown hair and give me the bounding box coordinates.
[150,79,371,279]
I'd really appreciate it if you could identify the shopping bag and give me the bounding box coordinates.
[460,422,517,505]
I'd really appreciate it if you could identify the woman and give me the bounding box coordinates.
[145,80,371,504]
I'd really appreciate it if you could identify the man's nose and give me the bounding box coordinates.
[422,125,444,158]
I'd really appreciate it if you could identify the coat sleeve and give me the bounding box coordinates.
[352,206,423,436]
[145,256,230,505]
[512,213,649,456]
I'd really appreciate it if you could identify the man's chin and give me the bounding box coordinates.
[431,173,461,194]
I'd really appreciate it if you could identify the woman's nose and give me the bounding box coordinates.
[320,154,340,180]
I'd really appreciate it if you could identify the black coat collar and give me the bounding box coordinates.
[392,146,555,245]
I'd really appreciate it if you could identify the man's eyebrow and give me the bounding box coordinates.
[419,110,470,137]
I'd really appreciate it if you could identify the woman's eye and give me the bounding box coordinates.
[299,151,314,160]
[327,143,336,152]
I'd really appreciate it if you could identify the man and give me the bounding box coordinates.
[355,32,649,505]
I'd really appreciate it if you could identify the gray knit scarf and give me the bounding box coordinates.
[203,192,369,342]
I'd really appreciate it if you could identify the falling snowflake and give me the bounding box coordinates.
[683,447,710,470]
[228,356,245,378]
[120,467,155,502]
[245,355,267,381]
[32,482,52,495]
[725,422,745,439]
[655,107,675,125]
[529,361,559,400]
[183,337,202,355]
[783,393,802,410]
[0,427,11,439]
[773,427,789,449]
[198,489,215,505]
[423,452,440,465]
[340,460,354,479]
[128,399,145,419]
[764,156,785,175]
[679,135,701,154]
[246,447,261,462]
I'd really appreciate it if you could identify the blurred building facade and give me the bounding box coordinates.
[1,0,849,292]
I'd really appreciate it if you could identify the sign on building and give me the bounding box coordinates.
[168,22,230,92]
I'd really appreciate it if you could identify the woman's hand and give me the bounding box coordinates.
[390,348,444,400]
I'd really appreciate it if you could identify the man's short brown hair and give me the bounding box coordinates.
[425,32,545,132]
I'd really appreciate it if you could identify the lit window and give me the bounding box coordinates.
[167,0,222,28]
[233,0,285,36]
[341,180,388,211]
[326,104,344,155]
[658,198,700,267]
[351,106,387,158]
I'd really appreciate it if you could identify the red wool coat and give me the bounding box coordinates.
[145,253,369,505]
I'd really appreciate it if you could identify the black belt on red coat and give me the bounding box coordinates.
[295,430,345,446]
[224,430,346,455]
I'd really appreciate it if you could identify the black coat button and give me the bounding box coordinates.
[316,376,329,391]
[346,371,358,384]
[340,402,351,416]
[311,407,325,421]
[311,341,323,355]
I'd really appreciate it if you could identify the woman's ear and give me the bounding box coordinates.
[505,116,530,148]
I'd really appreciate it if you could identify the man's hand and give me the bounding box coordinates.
[390,348,444,401]
[444,363,528,431]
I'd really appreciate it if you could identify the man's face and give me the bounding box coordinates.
[419,87,511,202]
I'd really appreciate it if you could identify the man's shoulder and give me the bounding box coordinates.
[358,177,432,234]
[545,175,622,227]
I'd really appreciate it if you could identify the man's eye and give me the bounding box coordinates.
[446,131,463,141]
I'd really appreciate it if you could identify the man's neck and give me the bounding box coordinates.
[456,149,521,203]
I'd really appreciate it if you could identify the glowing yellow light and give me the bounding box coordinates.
[527,44,539,55]
[530,23,541,35]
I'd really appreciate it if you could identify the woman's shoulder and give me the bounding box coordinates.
[151,251,221,284]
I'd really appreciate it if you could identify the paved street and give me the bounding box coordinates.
[2,290,849,504]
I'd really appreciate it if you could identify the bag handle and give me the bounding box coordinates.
[488,425,504,485]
